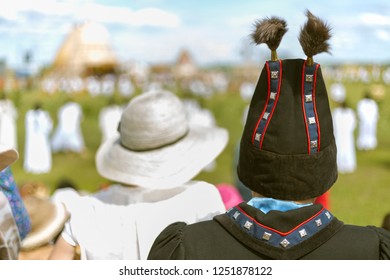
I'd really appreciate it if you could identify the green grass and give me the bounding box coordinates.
[7,77,390,227]
[326,81,390,226]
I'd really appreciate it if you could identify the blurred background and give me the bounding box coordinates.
[1,0,389,227]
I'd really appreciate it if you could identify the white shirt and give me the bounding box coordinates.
[53,181,225,260]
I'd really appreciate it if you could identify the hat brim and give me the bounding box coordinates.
[21,202,69,250]
[96,125,228,189]
[0,144,18,171]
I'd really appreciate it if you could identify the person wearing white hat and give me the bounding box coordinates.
[49,89,228,260]
[0,145,31,259]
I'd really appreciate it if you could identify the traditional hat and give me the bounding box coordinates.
[96,89,228,189]
[0,144,18,171]
[238,10,337,200]
[21,196,69,250]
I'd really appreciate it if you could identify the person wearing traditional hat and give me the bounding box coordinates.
[148,11,390,260]
[49,89,228,260]
[0,145,31,259]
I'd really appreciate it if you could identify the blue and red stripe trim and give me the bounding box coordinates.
[252,60,282,148]
[301,61,321,154]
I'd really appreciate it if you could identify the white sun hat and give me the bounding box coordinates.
[96,90,229,189]
[0,144,18,172]
[21,196,69,250]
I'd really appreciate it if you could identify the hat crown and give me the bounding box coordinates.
[119,90,189,151]
[245,59,335,154]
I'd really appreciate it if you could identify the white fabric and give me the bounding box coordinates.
[98,105,124,143]
[24,109,53,174]
[357,98,379,150]
[0,99,18,150]
[332,107,357,173]
[0,191,20,259]
[92,184,190,206]
[53,181,225,260]
[51,102,85,152]
[329,83,346,103]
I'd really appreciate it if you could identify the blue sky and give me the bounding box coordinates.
[1,0,390,71]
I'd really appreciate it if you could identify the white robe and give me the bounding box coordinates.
[24,109,53,174]
[51,102,85,153]
[332,107,357,174]
[98,105,124,143]
[0,99,18,150]
[357,98,379,150]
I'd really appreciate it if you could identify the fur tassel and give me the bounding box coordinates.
[299,10,332,57]
[251,16,288,51]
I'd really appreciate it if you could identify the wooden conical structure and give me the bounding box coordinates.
[51,21,118,77]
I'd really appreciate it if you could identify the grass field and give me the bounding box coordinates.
[8,76,390,227]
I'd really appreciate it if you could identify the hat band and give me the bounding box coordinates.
[252,60,282,148]
[120,128,190,152]
[301,61,321,154]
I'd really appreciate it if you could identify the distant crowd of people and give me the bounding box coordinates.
[332,91,379,174]
[0,94,87,175]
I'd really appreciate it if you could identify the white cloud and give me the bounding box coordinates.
[0,0,180,29]
[376,29,390,41]
[332,32,360,48]
[0,0,80,19]
[359,13,390,26]
[74,4,180,28]
[131,8,180,28]
[227,15,258,29]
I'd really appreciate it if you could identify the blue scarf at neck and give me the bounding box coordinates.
[247,197,312,214]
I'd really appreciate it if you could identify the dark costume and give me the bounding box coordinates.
[148,203,390,260]
[148,11,390,260]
